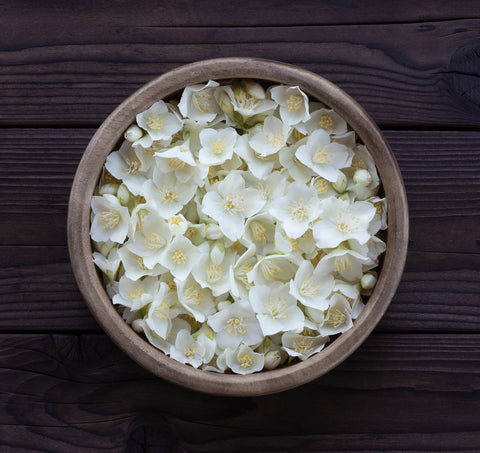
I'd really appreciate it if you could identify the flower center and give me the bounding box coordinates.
[334,257,353,273]
[265,130,285,148]
[224,317,247,336]
[212,140,225,155]
[286,94,302,112]
[300,276,321,296]
[206,264,223,283]
[183,345,196,359]
[239,353,253,368]
[288,200,309,222]
[146,115,163,130]
[326,307,346,328]
[169,158,185,170]
[293,337,314,354]
[315,147,333,164]
[259,259,281,281]
[154,300,172,319]
[223,193,246,216]
[158,182,179,204]
[335,211,359,233]
[128,285,145,301]
[122,157,141,175]
[250,221,268,242]
[236,90,260,110]
[184,284,203,305]
[319,114,333,129]
[193,91,215,114]
[266,296,289,320]
[314,178,329,194]
[171,249,187,264]
[145,232,165,250]
[100,210,120,230]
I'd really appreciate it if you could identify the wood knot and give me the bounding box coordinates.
[446,39,480,110]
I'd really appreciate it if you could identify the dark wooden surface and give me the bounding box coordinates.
[1,1,479,451]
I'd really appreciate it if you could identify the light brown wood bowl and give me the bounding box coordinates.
[68,57,409,397]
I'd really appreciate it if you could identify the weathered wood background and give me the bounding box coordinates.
[1,1,479,451]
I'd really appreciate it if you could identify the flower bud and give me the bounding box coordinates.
[205,223,223,240]
[353,169,373,186]
[264,349,288,370]
[210,241,225,265]
[117,183,130,205]
[332,170,347,193]
[132,319,144,333]
[361,272,377,290]
[242,80,266,99]
[217,91,234,117]
[124,124,144,143]
[99,183,119,195]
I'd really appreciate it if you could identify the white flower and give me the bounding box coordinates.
[249,282,305,335]
[201,172,265,241]
[198,127,238,166]
[248,254,299,287]
[170,329,216,368]
[270,85,310,126]
[319,293,353,336]
[143,170,197,218]
[279,138,316,183]
[112,275,158,311]
[315,246,374,282]
[295,129,353,182]
[90,194,130,243]
[105,140,147,195]
[125,212,171,269]
[154,139,208,186]
[176,274,216,322]
[159,234,201,281]
[281,330,329,360]
[136,100,183,141]
[178,80,221,123]
[289,259,334,310]
[243,214,276,255]
[145,282,182,339]
[167,214,189,236]
[142,317,191,355]
[273,223,316,256]
[303,108,347,136]
[269,181,321,238]
[207,299,264,350]
[249,116,291,157]
[229,244,257,298]
[92,247,121,281]
[191,247,236,297]
[118,246,165,280]
[224,344,264,375]
[312,196,376,249]
[234,134,278,180]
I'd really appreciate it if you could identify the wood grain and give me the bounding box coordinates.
[0,333,479,451]
[2,18,480,126]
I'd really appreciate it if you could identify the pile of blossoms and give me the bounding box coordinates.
[90,79,387,375]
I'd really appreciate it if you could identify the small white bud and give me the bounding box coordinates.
[361,272,377,290]
[210,241,225,265]
[132,319,144,333]
[124,124,144,143]
[205,223,223,240]
[353,169,373,186]
[117,183,130,205]
[217,91,234,116]
[264,349,288,370]
[332,170,347,193]
[242,80,266,99]
[99,183,119,195]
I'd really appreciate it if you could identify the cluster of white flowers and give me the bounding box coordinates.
[90,79,387,375]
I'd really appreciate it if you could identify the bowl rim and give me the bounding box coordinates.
[68,57,409,397]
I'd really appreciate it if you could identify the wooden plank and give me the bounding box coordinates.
[2,18,480,126]
[1,129,479,252]
[0,245,478,332]
[0,333,479,451]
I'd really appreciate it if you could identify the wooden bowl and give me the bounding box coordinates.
[68,57,408,396]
